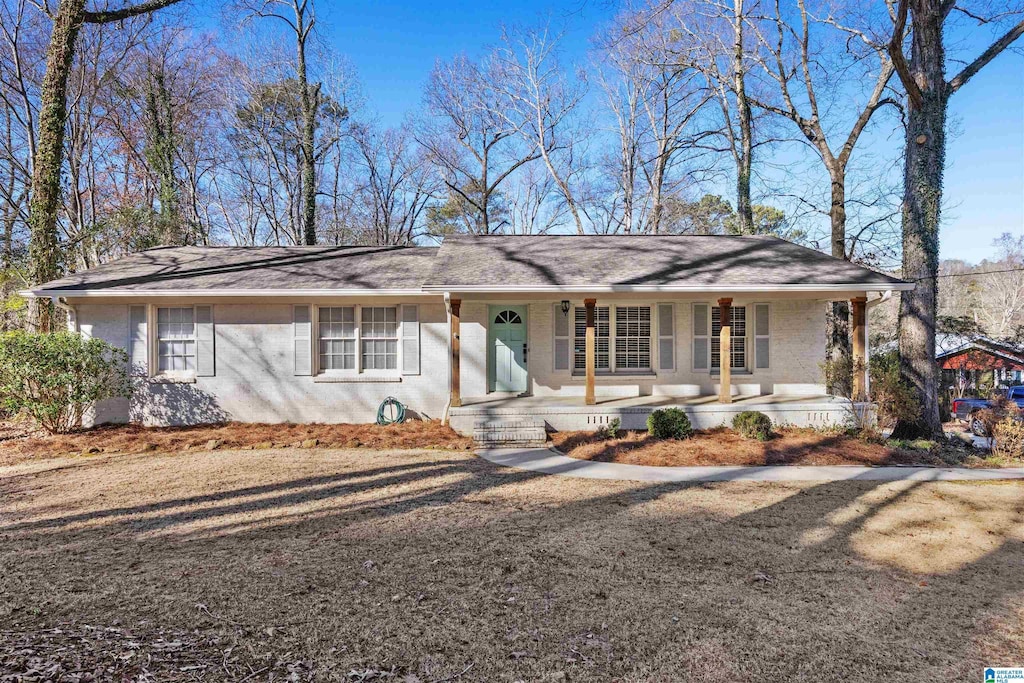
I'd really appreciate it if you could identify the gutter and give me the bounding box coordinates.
[19,288,438,299]
[424,282,916,294]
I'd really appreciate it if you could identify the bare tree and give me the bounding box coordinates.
[25,0,184,332]
[419,53,540,234]
[888,0,1024,437]
[491,27,589,234]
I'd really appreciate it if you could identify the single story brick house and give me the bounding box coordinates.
[25,234,912,435]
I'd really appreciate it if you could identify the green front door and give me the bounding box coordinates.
[489,306,528,393]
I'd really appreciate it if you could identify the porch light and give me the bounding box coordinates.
[560,300,571,315]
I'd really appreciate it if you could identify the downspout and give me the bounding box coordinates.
[51,296,78,332]
[442,291,452,425]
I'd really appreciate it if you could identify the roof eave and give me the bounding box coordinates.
[20,288,439,298]
[422,282,915,293]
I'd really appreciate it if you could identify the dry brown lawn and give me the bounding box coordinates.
[1,447,1022,681]
[0,419,473,467]
[553,427,989,468]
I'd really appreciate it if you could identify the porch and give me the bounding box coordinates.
[447,393,866,435]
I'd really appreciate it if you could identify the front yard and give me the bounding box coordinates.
[1,446,1021,681]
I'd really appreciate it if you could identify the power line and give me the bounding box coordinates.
[913,266,1024,281]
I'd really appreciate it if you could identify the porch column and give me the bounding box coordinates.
[718,297,732,404]
[584,298,596,405]
[450,298,462,408]
[851,296,868,401]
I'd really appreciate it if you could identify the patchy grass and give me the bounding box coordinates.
[0,448,1021,681]
[0,419,472,467]
[553,427,991,467]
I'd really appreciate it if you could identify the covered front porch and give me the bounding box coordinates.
[448,392,866,434]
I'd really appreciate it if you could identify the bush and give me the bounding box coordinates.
[0,331,131,433]
[992,414,1024,460]
[868,352,920,429]
[733,411,773,441]
[647,408,692,440]
[595,417,621,440]
[974,395,1017,437]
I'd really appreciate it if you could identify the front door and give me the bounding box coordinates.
[489,306,528,393]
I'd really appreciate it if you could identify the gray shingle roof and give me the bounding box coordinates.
[423,234,909,289]
[29,235,910,295]
[31,245,440,293]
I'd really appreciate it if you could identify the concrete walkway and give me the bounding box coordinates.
[478,447,1024,482]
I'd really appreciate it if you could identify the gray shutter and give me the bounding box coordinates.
[294,305,312,376]
[692,303,709,370]
[129,304,148,376]
[195,305,215,376]
[755,303,770,369]
[401,304,420,375]
[553,303,570,370]
[658,303,674,371]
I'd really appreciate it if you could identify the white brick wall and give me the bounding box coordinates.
[76,300,450,426]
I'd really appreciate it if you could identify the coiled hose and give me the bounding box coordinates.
[376,396,407,425]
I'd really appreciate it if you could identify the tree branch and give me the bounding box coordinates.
[83,0,184,24]
[887,0,922,110]
[947,19,1024,94]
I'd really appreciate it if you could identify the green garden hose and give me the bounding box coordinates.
[376,396,406,425]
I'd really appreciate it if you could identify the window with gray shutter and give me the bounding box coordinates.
[553,303,570,371]
[657,303,674,371]
[195,305,214,376]
[401,304,420,375]
[692,303,709,370]
[754,303,770,369]
[293,305,312,376]
[128,304,148,376]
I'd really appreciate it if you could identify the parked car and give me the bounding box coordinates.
[952,385,1024,435]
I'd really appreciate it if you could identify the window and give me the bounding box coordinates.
[711,305,746,370]
[319,307,356,370]
[157,307,195,373]
[574,306,609,371]
[614,306,651,370]
[361,306,398,370]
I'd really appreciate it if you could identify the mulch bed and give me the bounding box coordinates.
[0,418,473,467]
[551,427,989,467]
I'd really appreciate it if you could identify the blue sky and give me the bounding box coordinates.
[263,1,1023,264]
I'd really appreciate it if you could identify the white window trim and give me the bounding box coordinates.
[151,304,197,379]
[313,304,402,377]
[708,303,751,375]
[571,303,656,376]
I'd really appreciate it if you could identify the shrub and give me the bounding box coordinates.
[647,408,692,440]
[0,331,131,433]
[597,417,620,440]
[732,411,773,441]
[991,414,1024,460]
[868,352,920,429]
[974,395,1017,437]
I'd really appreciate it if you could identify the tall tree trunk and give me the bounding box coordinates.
[892,3,946,438]
[27,0,86,332]
[296,23,319,245]
[732,0,753,235]
[827,168,852,396]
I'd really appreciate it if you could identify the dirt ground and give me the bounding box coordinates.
[1,448,1021,681]
[0,419,473,467]
[552,427,991,468]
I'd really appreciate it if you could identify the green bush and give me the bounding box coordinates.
[732,410,773,441]
[0,331,131,433]
[647,408,693,440]
[596,417,621,440]
[868,351,920,429]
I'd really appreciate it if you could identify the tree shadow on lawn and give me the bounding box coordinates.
[1,451,1021,682]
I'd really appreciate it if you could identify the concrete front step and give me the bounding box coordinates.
[473,419,548,448]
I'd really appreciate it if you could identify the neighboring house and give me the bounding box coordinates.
[937,336,1024,395]
[23,234,912,435]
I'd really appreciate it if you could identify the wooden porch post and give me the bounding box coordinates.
[851,296,868,401]
[450,298,462,408]
[718,298,732,404]
[584,298,596,405]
